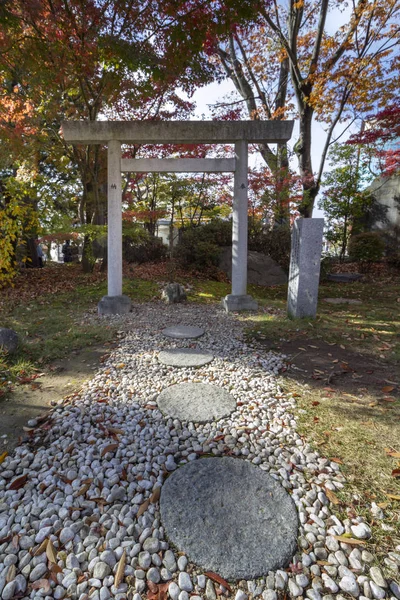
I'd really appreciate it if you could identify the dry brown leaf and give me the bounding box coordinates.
[8,474,28,490]
[386,493,400,500]
[114,549,126,587]
[50,564,63,574]
[101,443,118,457]
[331,457,343,464]
[34,539,49,556]
[46,539,57,564]
[31,578,50,592]
[382,385,396,393]
[325,488,340,505]
[108,427,124,435]
[0,451,8,465]
[6,564,16,582]
[384,448,400,458]
[147,581,158,593]
[204,571,232,592]
[137,498,150,517]
[334,535,365,545]
[150,487,161,504]
[377,502,389,509]
[77,484,90,497]
[391,468,400,478]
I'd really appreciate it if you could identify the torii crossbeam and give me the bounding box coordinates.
[61,120,294,315]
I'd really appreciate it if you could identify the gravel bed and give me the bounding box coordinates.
[0,302,399,600]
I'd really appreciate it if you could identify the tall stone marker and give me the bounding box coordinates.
[287,218,324,319]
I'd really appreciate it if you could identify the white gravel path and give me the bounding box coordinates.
[0,302,399,600]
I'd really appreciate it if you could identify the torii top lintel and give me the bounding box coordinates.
[61,120,294,145]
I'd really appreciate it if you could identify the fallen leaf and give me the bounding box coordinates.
[34,539,49,556]
[384,448,400,458]
[114,549,126,587]
[0,451,8,464]
[6,564,16,582]
[386,493,400,500]
[331,457,343,464]
[46,539,57,564]
[50,564,63,574]
[312,401,320,406]
[204,571,232,592]
[150,487,161,504]
[333,535,365,545]
[101,443,118,457]
[31,579,50,593]
[8,474,28,490]
[137,498,150,517]
[77,484,90,497]
[382,385,396,393]
[392,468,400,478]
[377,502,388,509]
[325,488,341,505]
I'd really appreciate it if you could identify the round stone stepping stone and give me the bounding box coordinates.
[161,325,204,339]
[158,348,214,368]
[157,383,235,423]
[160,457,298,580]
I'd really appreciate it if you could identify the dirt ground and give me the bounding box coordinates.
[256,334,399,400]
[0,345,112,452]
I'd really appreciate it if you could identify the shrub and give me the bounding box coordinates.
[249,225,292,273]
[348,232,385,264]
[123,228,167,264]
[174,219,231,270]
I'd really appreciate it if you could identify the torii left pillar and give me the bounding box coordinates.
[98,139,131,315]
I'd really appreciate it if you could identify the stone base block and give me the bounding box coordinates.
[222,294,258,312]
[98,295,131,315]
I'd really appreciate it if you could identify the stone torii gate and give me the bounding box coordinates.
[61,121,293,315]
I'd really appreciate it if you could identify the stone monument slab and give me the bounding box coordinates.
[160,457,298,580]
[161,325,204,339]
[157,383,235,422]
[287,218,324,319]
[158,348,214,368]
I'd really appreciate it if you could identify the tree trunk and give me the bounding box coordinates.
[294,104,318,218]
[81,235,95,273]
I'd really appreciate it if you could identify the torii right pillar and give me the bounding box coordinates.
[222,139,258,312]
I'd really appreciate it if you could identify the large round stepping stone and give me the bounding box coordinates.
[160,457,298,580]
[158,348,214,368]
[161,325,204,339]
[157,383,235,422]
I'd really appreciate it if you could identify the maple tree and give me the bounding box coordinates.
[209,0,400,217]
[0,0,262,280]
[348,105,400,177]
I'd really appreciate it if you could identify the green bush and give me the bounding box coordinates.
[123,228,167,264]
[174,219,231,270]
[249,225,292,273]
[348,232,385,263]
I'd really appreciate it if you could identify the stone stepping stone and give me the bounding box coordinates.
[158,348,214,368]
[160,457,298,580]
[161,325,204,339]
[157,383,235,423]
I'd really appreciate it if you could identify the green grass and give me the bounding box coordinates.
[0,277,158,389]
[234,280,400,364]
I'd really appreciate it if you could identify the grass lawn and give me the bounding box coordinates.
[0,261,399,564]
